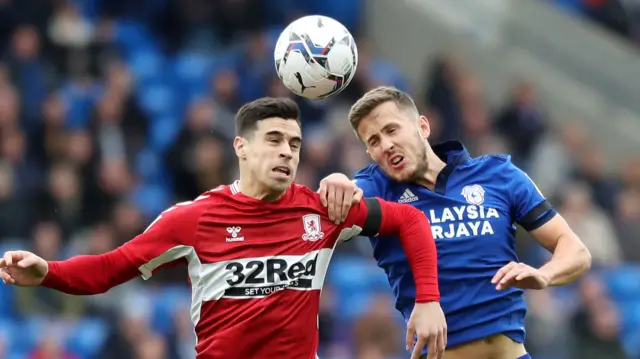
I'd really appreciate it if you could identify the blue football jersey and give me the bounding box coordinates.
[353,141,557,349]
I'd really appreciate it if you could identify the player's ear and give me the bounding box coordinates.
[233,136,248,160]
[418,115,431,140]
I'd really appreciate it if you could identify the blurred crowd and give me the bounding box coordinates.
[0,0,639,359]
[550,0,640,45]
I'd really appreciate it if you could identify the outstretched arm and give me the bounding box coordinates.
[2,198,209,295]
[42,249,140,295]
[345,198,439,302]
[345,197,444,359]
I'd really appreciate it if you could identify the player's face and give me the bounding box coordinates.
[238,118,302,192]
[357,101,430,182]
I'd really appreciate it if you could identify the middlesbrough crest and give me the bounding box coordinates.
[302,214,324,241]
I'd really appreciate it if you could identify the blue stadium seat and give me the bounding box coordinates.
[604,265,640,302]
[305,0,361,31]
[113,20,157,53]
[0,283,16,320]
[65,318,109,358]
[16,317,46,352]
[328,257,391,319]
[148,116,181,154]
[129,50,165,85]
[130,183,171,220]
[137,83,176,117]
[135,146,164,181]
[151,286,191,334]
[173,52,214,84]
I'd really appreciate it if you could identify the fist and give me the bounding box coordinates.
[491,262,550,290]
[317,173,363,223]
[0,250,48,287]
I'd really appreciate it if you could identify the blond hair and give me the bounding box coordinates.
[348,86,418,132]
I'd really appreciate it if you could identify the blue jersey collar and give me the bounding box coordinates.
[432,140,471,166]
[432,141,470,195]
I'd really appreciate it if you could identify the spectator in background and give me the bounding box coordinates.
[614,188,640,262]
[571,275,629,359]
[423,54,463,141]
[574,146,621,214]
[352,293,403,358]
[530,121,588,197]
[494,81,547,167]
[0,160,32,239]
[558,182,622,267]
[5,25,51,133]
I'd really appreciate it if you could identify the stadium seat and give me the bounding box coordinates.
[137,83,176,117]
[113,20,157,53]
[66,318,109,358]
[129,50,165,86]
[173,52,214,84]
[148,116,181,154]
[328,257,391,319]
[604,265,640,302]
[151,286,191,334]
[0,283,16,320]
[135,146,164,180]
[130,183,171,220]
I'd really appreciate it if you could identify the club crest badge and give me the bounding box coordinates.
[461,184,485,205]
[302,214,324,241]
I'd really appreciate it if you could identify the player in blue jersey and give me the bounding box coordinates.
[317,86,592,359]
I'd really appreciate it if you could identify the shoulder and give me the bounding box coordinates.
[291,184,325,209]
[462,153,519,176]
[353,164,391,196]
[163,192,222,219]
[354,164,387,180]
[468,153,512,167]
[166,186,226,219]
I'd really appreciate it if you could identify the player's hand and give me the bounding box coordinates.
[491,261,550,290]
[0,250,48,286]
[406,301,447,359]
[317,173,363,224]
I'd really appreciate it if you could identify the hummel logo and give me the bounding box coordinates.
[226,226,244,242]
[398,189,419,204]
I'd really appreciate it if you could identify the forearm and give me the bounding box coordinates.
[42,248,140,295]
[539,232,592,286]
[377,201,440,302]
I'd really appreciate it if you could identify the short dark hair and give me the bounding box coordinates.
[235,97,301,136]
[348,86,418,132]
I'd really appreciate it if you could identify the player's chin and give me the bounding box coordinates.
[268,173,293,189]
[384,164,415,182]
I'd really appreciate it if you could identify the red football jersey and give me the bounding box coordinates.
[118,181,379,359]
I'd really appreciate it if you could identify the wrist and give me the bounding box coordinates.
[416,294,440,303]
[537,266,554,287]
[40,261,54,287]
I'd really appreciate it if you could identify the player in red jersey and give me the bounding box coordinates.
[0,97,446,359]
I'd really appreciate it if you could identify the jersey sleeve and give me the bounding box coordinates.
[353,170,382,198]
[341,198,383,239]
[42,197,212,295]
[504,160,557,231]
[120,199,207,280]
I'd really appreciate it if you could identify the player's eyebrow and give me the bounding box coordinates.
[365,133,379,146]
[265,130,302,144]
[381,122,399,132]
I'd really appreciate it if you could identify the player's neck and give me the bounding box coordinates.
[414,149,447,191]
[237,177,286,202]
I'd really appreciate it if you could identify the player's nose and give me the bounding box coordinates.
[279,146,293,160]
[380,136,394,152]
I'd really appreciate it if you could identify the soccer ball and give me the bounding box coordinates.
[274,15,358,100]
